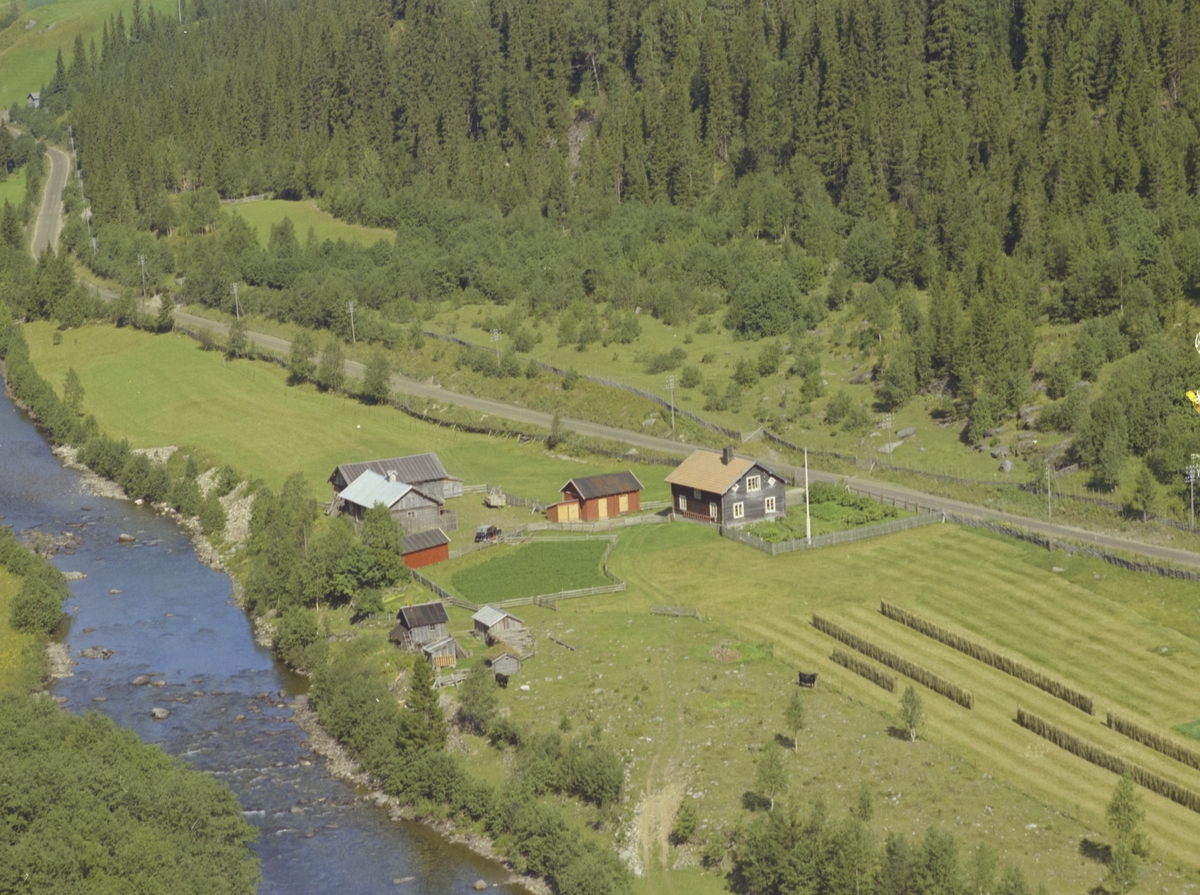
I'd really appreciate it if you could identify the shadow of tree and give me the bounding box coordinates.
[774,732,797,750]
[885,725,912,741]
[742,791,771,812]
[1079,838,1111,864]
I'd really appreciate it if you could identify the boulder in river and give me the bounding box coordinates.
[473,880,488,891]
[151,707,170,720]
[117,533,135,543]
[129,675,152,686]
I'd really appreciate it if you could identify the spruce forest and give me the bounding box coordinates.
[21,0,1200,487]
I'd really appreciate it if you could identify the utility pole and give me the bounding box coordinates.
[492,327,501,363]
[1046,460,1052,523]
[89,236,97,257]
[138,254,147,297]
[666,374,676,435]
[68,125,75,155]
[804,449,811,545]
[231,282,240,319]
[1189,455,1200,531]
[177,0,183,24]
[883,412,894,467]
[347,301,356,344]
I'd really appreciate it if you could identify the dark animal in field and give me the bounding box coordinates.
[798,672,818,688]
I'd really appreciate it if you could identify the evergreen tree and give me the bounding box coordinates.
[399,658,447,754]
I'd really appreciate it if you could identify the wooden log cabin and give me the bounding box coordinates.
[389,601,449,650]
[329,452,461,535]
[546,471,643,523]
[484,644,521,683]
[665,447,786,526]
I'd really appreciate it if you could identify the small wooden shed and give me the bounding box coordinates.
[389,601,449,650]
[484,644,521,683]
[402,528,450,569]
[422,635,468,671]
[547,471,643,522]
[472,605,525,642]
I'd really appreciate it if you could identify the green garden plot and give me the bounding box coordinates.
[450,540,610,603]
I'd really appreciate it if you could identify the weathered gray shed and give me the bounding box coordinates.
[422,635,467,671]
[471,605,525,642]
[329,452,463,503]
[484,645,521,683]
[389,602,449,650]
[336,469,446,535]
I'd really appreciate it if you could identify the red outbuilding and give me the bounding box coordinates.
[401,528,450,569]
[546,471,643,523]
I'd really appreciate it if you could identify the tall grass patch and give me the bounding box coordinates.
[0,569,37,694]
[450,540,610,603]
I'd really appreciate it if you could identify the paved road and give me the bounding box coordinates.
[31,144,70,257]
[169,311,1200,568]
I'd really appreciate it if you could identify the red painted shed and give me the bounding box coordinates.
[546,471,643,522]
[401,528,450,569]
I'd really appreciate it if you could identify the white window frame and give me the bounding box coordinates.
[765,496,776,513]
[732,502,745,520]
[678,494,688,512]
[708,502,718,519]
[746,475,761,492]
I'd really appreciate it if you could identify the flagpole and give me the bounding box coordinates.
[804,449,811,545]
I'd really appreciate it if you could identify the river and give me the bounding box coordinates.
[0,393,527,894]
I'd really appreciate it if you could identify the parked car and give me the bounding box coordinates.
[474,525,502,543]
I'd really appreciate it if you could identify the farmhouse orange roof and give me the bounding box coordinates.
[664,450,756,495]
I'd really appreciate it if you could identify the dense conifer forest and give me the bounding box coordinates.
[12,0,1200,486]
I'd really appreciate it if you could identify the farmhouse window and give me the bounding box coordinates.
[732,502,745,520]
[407,511,416,518]
[693,488,701,500]
[765,496,776,513]
[708,502,718,519]
[678,495,688,512]
[746,475,761,492]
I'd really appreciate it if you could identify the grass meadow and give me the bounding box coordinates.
[227,200,394,250]
[0,169,25,209]
[21,318,1200,892]
[0,0,175,100]
[449,539,610,603]
[0,568,35,694]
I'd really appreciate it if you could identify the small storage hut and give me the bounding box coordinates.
[401,528,450,570]
[484,644,521,683]
[389,601,449,650]
[547,471,643,522]
[472,605,525,643]
[422,635,468,671]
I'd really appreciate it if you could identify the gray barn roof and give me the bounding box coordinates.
[330,453,460,489]
[338,470,412,509]
[561,471,644,500]
[398,601,449,629]
[402,528,450,555]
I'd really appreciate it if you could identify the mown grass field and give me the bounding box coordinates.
[228,200,394,250]
[449,540,610,603]
[0,568,35,694]
[22,322,673,544]
[0,0,175,100]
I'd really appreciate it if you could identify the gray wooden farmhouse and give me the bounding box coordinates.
[328,452,460,535]
[665,447,786,526]
[389,601,449,650]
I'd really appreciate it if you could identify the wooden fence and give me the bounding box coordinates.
[651,606,701,619]
[719,511,940,555]
[433,669,471,690]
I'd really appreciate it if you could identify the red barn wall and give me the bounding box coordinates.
[403,544,449,569]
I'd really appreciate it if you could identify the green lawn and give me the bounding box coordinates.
[0,170,25,209]
[22,321,673,546]
[0,0,176,100]
[0,568,35,695]
[228,200,394,249]
[449,539,610,603]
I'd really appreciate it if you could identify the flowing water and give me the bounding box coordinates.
[0,394,526,894]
